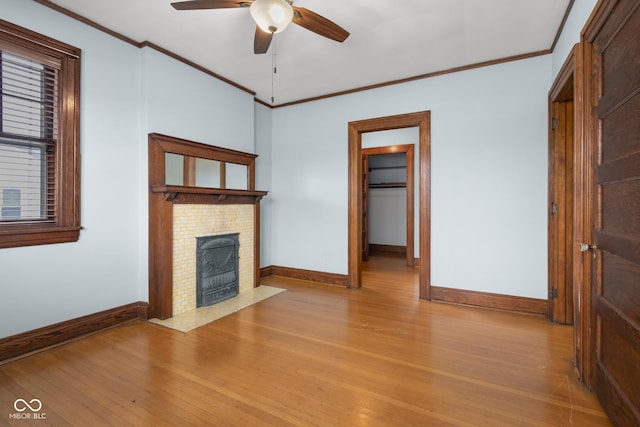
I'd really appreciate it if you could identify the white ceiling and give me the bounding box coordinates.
[45,0,571,105]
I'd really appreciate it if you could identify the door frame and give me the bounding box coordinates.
[546,41,594,390]
[362,144,415,267]
[546,40,594,389]
[348,111,431,299]
[574,25,595,389]
[548,46,576,325]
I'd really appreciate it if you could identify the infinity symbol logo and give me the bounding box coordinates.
[14,399,42,412]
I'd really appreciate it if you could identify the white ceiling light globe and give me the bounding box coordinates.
[250,0,294,34]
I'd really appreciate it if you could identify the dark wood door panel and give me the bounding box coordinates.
[599,318,640,412]
[601,180,640,234]
[598,151,640,183]
[594,0,639,48]
[602,92,640,163]
[597,232,640,270]
[595,364,639,426]
[599,8,640,114]
[602,253,640,325]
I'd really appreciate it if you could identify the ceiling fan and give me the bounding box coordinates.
[171,0,350,54]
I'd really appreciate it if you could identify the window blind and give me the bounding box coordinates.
[0,50,58,222]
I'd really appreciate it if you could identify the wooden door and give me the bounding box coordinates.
[362,153,369,262]
[585,0,640,424]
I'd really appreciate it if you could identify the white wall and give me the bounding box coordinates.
[141,48,255,152]
[0,0,256,338]
[368,188,407,247]
[270,55,552,299]
[0,0,141,338]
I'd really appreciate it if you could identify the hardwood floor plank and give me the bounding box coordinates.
[0,254,609,426]
[224,313,605,424]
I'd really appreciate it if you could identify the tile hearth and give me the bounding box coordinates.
[148,285,285,332]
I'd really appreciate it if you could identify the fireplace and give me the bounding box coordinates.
[148,133,268,320]
[196,233,239,307]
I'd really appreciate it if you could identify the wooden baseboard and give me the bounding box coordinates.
[260,265,274,278]
[259,266,544,315]
[0,301,148,363]
[260,265,348,287]
[369,244,407,254]
[431,286,547,316]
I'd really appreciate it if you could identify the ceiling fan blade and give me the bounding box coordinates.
[171,0,251,10]
[291,7,349,42]
[254,26,273,54]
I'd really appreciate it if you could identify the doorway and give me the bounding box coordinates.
[348,111,431,299]
[362,145,415,267]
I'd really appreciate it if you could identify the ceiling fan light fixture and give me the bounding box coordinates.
[250,0,293,34]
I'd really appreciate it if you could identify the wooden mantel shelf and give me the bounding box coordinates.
[150,185,268,205]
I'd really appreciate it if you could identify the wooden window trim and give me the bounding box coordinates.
[0,20,81,249]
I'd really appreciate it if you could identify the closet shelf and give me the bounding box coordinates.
[369,183,406,189]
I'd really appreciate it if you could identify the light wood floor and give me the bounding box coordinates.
[0,254,609,426]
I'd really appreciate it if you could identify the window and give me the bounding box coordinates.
[0,19,81,248]
[2,189,21,219]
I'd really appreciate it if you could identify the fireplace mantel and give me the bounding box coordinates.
[151,185,267,205]
[148,133,267,320]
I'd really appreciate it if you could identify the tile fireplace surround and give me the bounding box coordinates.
[173,204,254,316]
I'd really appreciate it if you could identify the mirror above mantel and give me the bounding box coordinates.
[149,133,268,205]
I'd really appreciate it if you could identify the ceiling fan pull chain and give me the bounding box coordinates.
[271,33,277,103]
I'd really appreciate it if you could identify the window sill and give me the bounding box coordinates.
[0,225,81,249]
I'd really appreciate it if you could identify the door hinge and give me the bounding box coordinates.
[551,288,558,299]
[552,118,559,130]
[551,202,558,215]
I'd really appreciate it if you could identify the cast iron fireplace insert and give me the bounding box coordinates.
[196,233,240,307]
